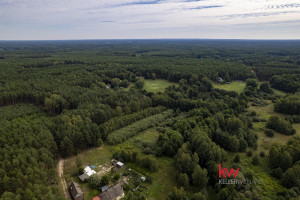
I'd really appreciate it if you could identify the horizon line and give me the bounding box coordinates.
[1,38,300,41]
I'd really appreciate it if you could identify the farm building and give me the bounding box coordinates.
[98,183,124,200]
[69,182,84,200]
[79,173,89,182]
[79,166,96,181]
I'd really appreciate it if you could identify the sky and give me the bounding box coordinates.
[0,0,300,40]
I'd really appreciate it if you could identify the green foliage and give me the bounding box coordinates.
[246,78,258,88]
[107,110,173,144]
[252,154,260,165]
[178,173,189,189]
[275,95,300,115]
[191,192,207,200]
[234,155,240,163]
[113,173,120,181]
[281,165,300,188]
[270,74,300,93]
[157,130,184,156]
[88,174,102,189]
[100,106,165,139]
[265,129,275,137]
[266,116,296,135]
[192,165,208,189]
[100,175,110,187]
[0,118,57,199]
[260,82,274,94]
[168,187,189,200]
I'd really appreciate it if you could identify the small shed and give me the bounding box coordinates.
[102,185,109,192]
[79,173,89,182]
[69,182,84,200]
[116,161,124,168]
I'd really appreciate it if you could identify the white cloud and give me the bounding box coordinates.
[0,0,299,39]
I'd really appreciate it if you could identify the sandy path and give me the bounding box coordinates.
[58,158,70,200]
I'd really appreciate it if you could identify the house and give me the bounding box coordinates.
[93,197,100,200]
[99,183,124,200]
[69,182,84,200]
[141,176,146,182]
[116,161,124,168]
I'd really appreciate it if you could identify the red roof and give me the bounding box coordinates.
[93,196,100,200]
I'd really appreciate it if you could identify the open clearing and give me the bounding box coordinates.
[143,79,177,93]
[63,125,177,199]
[213,81,246,94]
[248,101,300,152]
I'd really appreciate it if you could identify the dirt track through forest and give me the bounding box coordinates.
[58,158,70,200]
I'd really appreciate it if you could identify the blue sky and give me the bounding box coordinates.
[0,0,300,40]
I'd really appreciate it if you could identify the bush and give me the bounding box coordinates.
[266,116,296,135]
[271,167,283,179]
[260,151,265,157]
[78,167,84,175]
[252,155,260,165]
[247,150,252,157]
[264,129,274,137]
[143,147,153,155]
[100,175,110,187]
[113,173,120,181]
[88,174,102,189]
[234,155,240,163]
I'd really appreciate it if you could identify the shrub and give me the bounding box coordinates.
[264,129,274,137]
[247,150,252,157]
[234,155,240,163]
[260,151,265,157]
[252,155,260,165]
[266,116,295,135]
[113,173,120,181]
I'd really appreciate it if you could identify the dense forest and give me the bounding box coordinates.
[0,40,300,200]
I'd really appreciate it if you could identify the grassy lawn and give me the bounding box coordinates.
[213,81,246,94]
[248,101,286,120]
[143,79,177,93]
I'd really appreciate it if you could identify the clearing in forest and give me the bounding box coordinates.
[143,79,177,93]
[213,81,246,94]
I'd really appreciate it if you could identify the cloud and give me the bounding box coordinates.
[0,0,300,39]
[190,5,224,10]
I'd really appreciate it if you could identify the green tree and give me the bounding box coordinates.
[192,165,208,188]
[178,173,189,189]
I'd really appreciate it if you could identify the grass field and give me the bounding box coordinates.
[112,128,177,200]
[143,79,177,93]
[248,100,300,152]
[213,81,246,94]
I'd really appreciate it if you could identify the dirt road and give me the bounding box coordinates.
[58,158,70,200]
